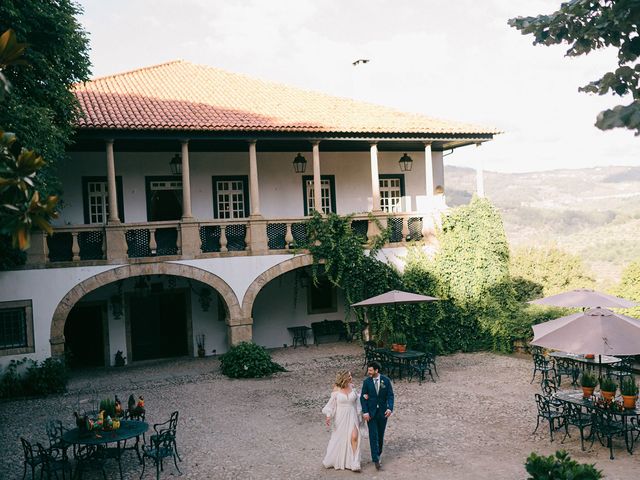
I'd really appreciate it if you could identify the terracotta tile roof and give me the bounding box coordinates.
[74,60,499,136]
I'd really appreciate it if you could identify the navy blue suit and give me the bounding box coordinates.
[360,375,394,463]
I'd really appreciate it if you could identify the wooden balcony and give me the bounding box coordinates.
[25,212,436,267]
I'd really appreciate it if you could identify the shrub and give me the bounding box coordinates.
[580,372,597,388]
[621,377,638,396]
[525,451,602,480]
[0,357,68,398]
[219,342,285,379]
[599,376,617,392]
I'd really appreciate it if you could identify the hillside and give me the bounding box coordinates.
[445,165,640,286]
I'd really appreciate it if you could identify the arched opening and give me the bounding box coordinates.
[51,263,240,364]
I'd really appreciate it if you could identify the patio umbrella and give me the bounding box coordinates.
[351,290,439,307]
[530,307,640,356]
[351,290,439,341]
[528,289,638,309]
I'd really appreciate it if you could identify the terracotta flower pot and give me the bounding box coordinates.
[622,395,638,409]
[582,386,595,398]
[391,343,399,352]
[601,390,615,402]
[396,344,407,353]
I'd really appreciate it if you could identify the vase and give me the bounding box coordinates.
[601,390,615,402]
[582,386,595,398]
[622,395,638,409]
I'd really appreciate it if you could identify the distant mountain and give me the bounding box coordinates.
[444,165,640,285]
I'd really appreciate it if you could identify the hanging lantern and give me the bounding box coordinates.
[399,153,413,172]
[293,153,307,173]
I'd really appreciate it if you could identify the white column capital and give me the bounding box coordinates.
[310,140,321,147]
[180,139,189,145]
[247,139,257,145]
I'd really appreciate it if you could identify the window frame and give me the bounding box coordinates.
[301,175,337,216]
[82,176,125,224]
[0,300,35,356]
[379,174,406,213]
[145,175,184,222]
[211,175,250,219]
[307,277,338,314]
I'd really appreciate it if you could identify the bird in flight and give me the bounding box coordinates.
[352,59,370,66]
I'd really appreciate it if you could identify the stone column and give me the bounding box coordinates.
[227,317,254,345]
[181,140,193,219]
[311,141,322,213]
[424,142,434,198]
[370,143,381,212]
[106,139,120,223]
[248,140,262,217]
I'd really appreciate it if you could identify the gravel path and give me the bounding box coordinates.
[0,344,637,479]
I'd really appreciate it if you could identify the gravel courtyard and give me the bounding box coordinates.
[1,344,637,479]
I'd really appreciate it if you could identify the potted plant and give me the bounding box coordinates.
[580,372,597,398]
[391,332,407,353]
[620,376,639,409]
[599,376,617,402]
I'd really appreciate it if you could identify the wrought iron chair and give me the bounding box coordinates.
[20,437,46,480]
[530,353,556,384]
[540,377,563,408]
[363,341,378,368]
[590,408,626,460]
[140,430,182,480]
[561,401,593,451]
[73,444,107,480]
[378,351,402,379]
[35,442,72,480]
[45,420,71,461]
[554,358,580,387]
[407,354,435,384]
[533,393,567,442]
[152,411,181,462]
[608,356,635,385]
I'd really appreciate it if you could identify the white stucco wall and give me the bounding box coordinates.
[252,270,347,349]
[56,150,434,225]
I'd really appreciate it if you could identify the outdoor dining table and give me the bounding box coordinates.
[555,390,640,454]
[376,348,425,379]
[63,420,148,479]
[549,351,621,376]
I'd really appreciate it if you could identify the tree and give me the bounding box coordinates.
[509,1,640,134]
[510,246,594,301]
[615,259,640,317]
[0,0,91,196]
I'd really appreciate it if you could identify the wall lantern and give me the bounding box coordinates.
[293,153,307,173]
[169,153,182,175]
[189,280,213,312]
[399,153,413,172]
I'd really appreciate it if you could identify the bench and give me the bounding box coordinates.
[311,320,358,345]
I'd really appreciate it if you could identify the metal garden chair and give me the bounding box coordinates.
[152,411,181,462]
[140,430,181,480]
[533,393,567,442]
[590,408,626,460]
[554,358,580,387]
[20,437,46,480]
[561,401,593,451]
[35,442,72,480]
[407,354,435,384]
[531,353,556,384]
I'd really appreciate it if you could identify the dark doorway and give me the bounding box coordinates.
[129,291,188,361]
[65,303,107,368]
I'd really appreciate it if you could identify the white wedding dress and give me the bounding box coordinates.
[322,388,362,471]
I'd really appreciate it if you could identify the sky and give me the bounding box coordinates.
[77,0,638,173]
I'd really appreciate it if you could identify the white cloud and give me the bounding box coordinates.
[77,0,638,172]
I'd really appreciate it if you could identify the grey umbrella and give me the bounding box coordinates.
[351,290,439,307]
[351,290,439,341]
[528,289,638,309]
[530,307,640,356]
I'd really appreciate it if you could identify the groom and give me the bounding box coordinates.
[360,360,394,470]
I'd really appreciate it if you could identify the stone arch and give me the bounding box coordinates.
[241,254,314,318]
[50,263,241,358]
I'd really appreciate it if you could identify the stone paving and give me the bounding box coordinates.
[1,344,638,479]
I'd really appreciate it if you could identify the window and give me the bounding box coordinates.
[145,176,183,221]
[302,175,336,215]
[307,277,338,314]
[212,176,250,219]
[0,300,34,356]
[82,177,125,224]
[379,174,405,213]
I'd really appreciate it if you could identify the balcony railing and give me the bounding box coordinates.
[26,212,436,266]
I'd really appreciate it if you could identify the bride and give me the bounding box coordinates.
[322,370,362,472]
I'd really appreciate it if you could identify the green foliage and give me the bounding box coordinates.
[525,451,602,480]
[391,331,407,345]
[0,357,68,398]
[219,342,285,379]
[509,1,640,135]
[511,246,595,301]
[599,376,617,392]
[0,1,91,190]
[620,376,638,396]
[99,398,116,417]
[305,211,402,341]
[0,130,59,249]
[581,372,598,388]
[614,258,640,317]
